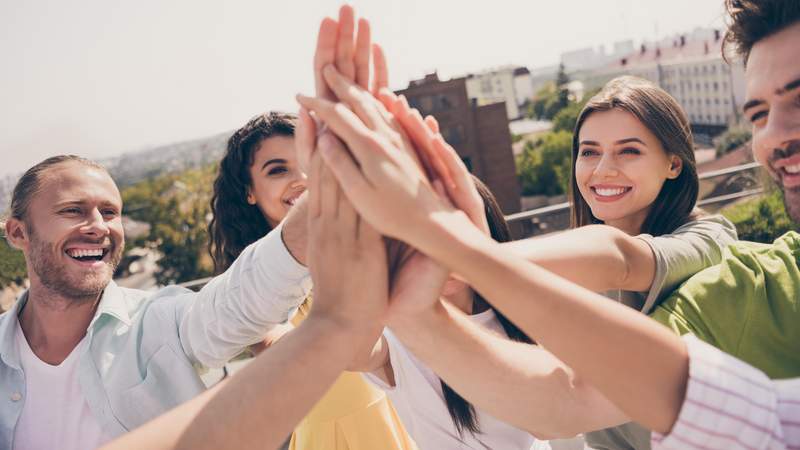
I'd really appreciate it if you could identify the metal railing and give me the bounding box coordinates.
[506,161,764,224]
[178,161,766,290]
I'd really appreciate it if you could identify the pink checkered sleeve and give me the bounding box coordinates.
[652,335,800,450]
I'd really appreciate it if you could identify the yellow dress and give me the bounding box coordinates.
[288,299,418,450]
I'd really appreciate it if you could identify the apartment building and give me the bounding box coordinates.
[397,73,522,216]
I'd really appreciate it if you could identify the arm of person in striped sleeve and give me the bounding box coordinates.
[652,335,800,450]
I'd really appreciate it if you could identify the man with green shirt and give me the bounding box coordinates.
[587,1,800,448]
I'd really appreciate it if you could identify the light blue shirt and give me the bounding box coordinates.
[0,224,311,448]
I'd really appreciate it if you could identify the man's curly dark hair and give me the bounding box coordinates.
[724,0,800,64]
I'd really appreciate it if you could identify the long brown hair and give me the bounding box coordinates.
[208,112,297,273]
[438,176,533,439]
[569,76,699,236]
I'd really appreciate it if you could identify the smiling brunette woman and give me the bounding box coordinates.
[208,112,416,450]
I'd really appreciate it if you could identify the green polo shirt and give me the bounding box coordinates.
[586,231,800,450]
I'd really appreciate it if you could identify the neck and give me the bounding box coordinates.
[604,209,648,236]
[19,281,101,365]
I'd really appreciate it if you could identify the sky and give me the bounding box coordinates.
[0,0,727,177]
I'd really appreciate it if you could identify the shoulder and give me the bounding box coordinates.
[658,214,738,242]
[122,285,197,324]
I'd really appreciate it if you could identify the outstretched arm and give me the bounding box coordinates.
[297,66,689,434]
[105,144,390,450]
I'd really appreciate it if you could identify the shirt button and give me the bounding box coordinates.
[10,392,22,402]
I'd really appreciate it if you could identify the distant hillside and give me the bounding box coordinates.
[0,130,232,215]
[104,131,231,187]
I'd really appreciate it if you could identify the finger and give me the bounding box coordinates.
[393,96,442,182]
[314,18,339,100]
[295,107,317,173]
[432,134,471,191]
[322,65,382,130]
[308,146,324,219]
[296,93,383,169]
[318,133,341,219]
[371,43,389,95]
[425,115,440,134]
[354,18,371,90]
[335,5,356,81]
[376,88,398,114]
[316,130,376,222]
[432,179,454,208]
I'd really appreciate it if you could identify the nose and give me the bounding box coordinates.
[757,106,800,162]
[81,208,110,238]
[593,153,620,178]
[290,171,308,189]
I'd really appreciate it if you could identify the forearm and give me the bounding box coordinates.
[414,213,688,434]
[502,225,655,292]
[179,223,312,367]
[103,316,360,450]
[391,301,626,438]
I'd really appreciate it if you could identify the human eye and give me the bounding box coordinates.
[620,147,641,155]
[579,148,599,157]
[60,206,82,215]
[748,109,768,127]
[102,208,119,218]
[267,166,288,176]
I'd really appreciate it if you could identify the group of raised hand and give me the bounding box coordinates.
[296,5,497,341]
[100,6,696,450]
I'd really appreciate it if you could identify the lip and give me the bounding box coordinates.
[282,189,306,206]
[589,185,633,203]
[771,154,800,188]
[63,244,112,269]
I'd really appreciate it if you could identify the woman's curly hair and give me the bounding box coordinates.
[208,112,297,273]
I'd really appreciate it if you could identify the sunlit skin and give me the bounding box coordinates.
[575,109,682,235]
[247,136,307,227]
[743,21,800,222]
[4,162,125,365]
[7,163,124,301]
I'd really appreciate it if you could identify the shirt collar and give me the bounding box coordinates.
[0,290,28,370]
[89,281,132,329]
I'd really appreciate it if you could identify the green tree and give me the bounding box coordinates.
[121,165,216,285]
[552,102,583,133]
[516,130,573,196]
[716,126,752,156]
[555,63,570,112]
[0,238,27,289]
[722,189,796,243]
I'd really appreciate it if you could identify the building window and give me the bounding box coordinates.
[713,82,719,91]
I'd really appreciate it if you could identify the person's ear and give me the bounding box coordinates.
[667,156,683,179]
[4,218,30,252]
[246,188,257,205]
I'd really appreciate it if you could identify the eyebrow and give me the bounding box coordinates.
[261,158,287,171]
[53,200,120,210]
[743,76,800,113]
[579,138,645,146]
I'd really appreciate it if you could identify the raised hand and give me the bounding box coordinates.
[299,6,374,172]
[296,68,457,240]
[305,136,389,339]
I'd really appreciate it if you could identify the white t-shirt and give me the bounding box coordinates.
[13,323,112,450]
[364,309,550,450]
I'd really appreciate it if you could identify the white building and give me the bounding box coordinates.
[579,29,746,134]
[465,65,533,120]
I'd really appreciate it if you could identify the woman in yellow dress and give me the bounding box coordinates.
[207,111,416,450]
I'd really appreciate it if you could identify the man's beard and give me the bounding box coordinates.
[27,227,123,300]
[769,140,800,224]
